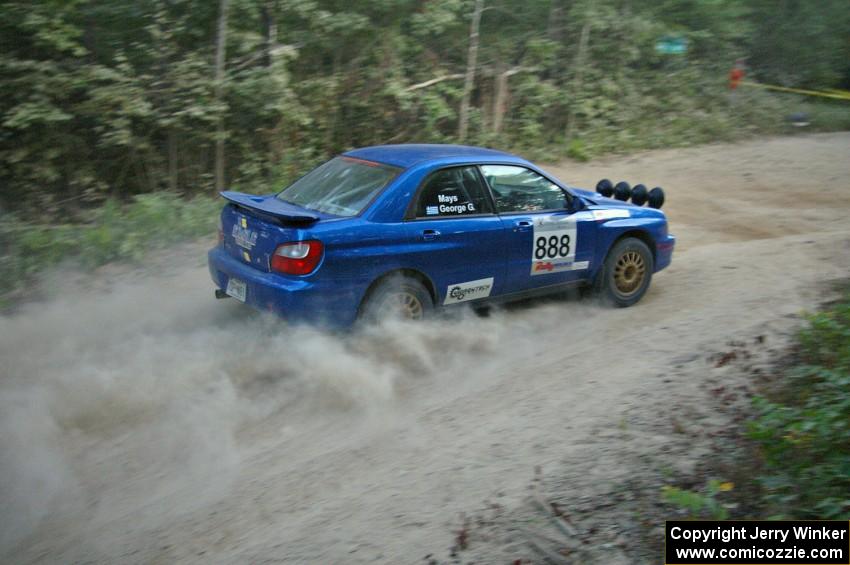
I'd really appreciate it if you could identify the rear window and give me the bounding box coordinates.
[277,156,400,216]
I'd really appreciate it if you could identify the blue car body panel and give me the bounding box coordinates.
[404,214,509,301]
[207,144,675,328]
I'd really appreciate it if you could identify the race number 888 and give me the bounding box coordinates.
[535,234,571,259]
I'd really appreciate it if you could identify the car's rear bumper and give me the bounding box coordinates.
[655,234,675,272]
[207,247,360,328]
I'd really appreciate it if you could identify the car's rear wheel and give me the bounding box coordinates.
[360,276,433,323]
[595,237,654,307]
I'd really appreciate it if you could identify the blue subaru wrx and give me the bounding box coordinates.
[208,144,675,328]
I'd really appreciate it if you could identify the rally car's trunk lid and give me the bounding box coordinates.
[220,191,323,224]
[220,192,330,272]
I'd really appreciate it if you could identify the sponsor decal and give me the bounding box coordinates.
[591,209,630,221]
[232,221,258,250]
[533,259,590,274]
[530,214,578,276]
[242,250,250,262]
[444,277,494,305]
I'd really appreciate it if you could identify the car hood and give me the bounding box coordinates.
[570,186,665,217]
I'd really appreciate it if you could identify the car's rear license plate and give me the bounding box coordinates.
[226,278,247,302]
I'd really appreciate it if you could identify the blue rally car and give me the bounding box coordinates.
[208,144,675,328]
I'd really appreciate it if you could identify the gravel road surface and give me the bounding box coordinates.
[2,133,849,563]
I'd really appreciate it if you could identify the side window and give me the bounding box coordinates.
[414,166,494,218]
[480,165,569,213]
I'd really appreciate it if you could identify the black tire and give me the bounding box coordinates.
[594,237,654,307]
[359,276,433,323]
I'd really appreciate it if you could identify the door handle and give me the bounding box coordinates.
[514,220,532,232]
[421,229,441,241]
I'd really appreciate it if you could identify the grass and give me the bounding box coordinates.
[0,191,220,299]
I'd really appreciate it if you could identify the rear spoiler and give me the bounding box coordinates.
[220,191,321,224]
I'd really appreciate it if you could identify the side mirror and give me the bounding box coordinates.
[567,193,585,212]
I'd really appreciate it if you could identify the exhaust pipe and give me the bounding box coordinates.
[215,289,230,299]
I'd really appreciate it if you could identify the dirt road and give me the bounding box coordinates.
[2,133,849,563]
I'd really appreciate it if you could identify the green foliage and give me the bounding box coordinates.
[565,139,589,162]
[1,0,849,220]
[0,192,219,295]
[802,102,850,132]
[662,480,734,520]
[747,293,850,519]
[747,0,850,88]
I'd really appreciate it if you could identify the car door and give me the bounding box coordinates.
[480,164,596,295]
[404,165,507,306]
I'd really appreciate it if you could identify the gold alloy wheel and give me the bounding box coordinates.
[613,250,647,296]
[380,291,425,320]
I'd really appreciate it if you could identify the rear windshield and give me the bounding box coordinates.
[276,156,400,216]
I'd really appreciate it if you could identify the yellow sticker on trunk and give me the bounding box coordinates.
[240,217,247,228]
[242,251,250,262]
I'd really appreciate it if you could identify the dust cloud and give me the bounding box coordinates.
[0,260,533,555]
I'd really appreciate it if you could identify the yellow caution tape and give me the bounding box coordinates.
[741,81,850,101]
[824,88,850,97]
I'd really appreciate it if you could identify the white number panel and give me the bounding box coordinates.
[530,215,589,275]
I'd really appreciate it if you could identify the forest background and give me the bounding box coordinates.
[1,0,849,285]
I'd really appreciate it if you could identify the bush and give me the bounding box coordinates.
[0,192,219,297]
[747,292,850,519]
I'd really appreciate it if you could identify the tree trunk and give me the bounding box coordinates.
[548,0,565,77]
[458,0,484,142]
[261,0,277,67]
[262,0,278,180]
[214,0,229,193]
[405,73,464,91]
[492,67,528,134]
[565,19,590,142]
[492,67,509,135]
[168,129,178,192]
[547,0,564,43]
[480,73,492,133]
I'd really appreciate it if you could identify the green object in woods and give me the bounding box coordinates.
[655,35,689,55]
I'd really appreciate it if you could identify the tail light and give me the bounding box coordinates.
[271,240,324,275]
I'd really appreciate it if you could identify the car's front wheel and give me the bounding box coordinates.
[595,237,654,307]
[359,276,433,323]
